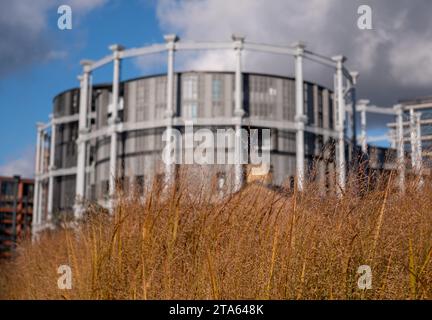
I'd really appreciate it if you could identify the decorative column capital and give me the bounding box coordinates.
[332,55,346,67]
[80,59,93,73]
[357,99,370,107]
[349,71,359,84]
[234,109,245,118]
[294,114,308,124]
[164,109,175,118]
[292,41,306,56]
[36,122,45,132]
[232,34,245,50]
[79,127,90,135]
[109,44,125,51]
[109,44,125,59]
[164,34,179,50]
[393,104,404,114]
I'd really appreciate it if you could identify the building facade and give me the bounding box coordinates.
[0,176,33,258]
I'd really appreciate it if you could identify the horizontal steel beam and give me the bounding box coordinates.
[37,166,77,180]
[387,118,432,127]
[81,40,342,71]
[244,42,296,56]
[52,114,79,125]
[77,117,339,142]
[120,44,167,59]
[40,122,51,131]
[176,41,233,51]
[356,105,396,115]
[90,55,114,71]
[400,135,432,142]
[403,102,432,110]
[303,51,336,68]
[364,134,390,142]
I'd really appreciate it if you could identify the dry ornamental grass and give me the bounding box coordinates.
[1,168,431,300]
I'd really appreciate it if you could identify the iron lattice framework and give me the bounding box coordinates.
[33,34,375,235]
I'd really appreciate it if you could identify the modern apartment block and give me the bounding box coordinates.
[0,176,34,258]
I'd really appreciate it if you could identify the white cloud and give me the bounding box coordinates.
[67,0,108,12]
[0,147,35,178]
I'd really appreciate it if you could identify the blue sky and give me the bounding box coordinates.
[1,0,431,177]
[0,0,164,176]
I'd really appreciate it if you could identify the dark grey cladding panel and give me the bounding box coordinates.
[52,175,76,215]
[53,89,80,118]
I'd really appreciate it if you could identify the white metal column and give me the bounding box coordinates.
[389,128,396,149]
[164,35,178,187]
[32,123,44,236]
[233,34,245,192]
[395,104,405,193]
[415,112,423,171]
[360,109,367,154]
[75,61,91,218]
[415,112,424,187]
[294,42,306,191]
[349,71,359,155]
[38,131,47,225]
[409,108,417,170]
[108,45,124,209]
[47,118,56,223]
[358,99,369,154]
[333,55,346,193]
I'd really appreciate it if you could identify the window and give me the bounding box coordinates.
[23,183,34,198]
[1,182,15,196]
[136,80,150,121]
[156,78,166,103]
[155,78,166,119]
[307,84,314,125]
[183,75,198,100]
[72,91,79,114]
[268,87,277,96]
[184,102,198,119]
[318,91,324,127]
[212,78,222,102]
[191,103,197,118]
[329,95,334,129]
[89,145,95,164]
[90,91,96,113]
